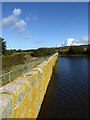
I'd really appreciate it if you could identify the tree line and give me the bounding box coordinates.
[58,45,90,57]
[0,37,90,57]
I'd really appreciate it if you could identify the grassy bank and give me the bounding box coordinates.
[2,52,38,74]
[58,45,90,57]
[1,52,49,86]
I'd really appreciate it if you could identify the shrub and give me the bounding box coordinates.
[31,48,56,57]
[68,46,84,55]
[4,49,16,56]
[2,53,26,70]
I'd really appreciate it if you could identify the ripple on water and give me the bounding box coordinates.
[38,57,88,118]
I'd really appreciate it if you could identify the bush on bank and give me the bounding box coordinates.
[68,46,84,54]
[59,45,90,57]
[31,48,56,57]
[2,53,26,71]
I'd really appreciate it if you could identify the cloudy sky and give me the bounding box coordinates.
[1,2,88,49]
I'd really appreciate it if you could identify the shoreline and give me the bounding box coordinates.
[58,54,89,58]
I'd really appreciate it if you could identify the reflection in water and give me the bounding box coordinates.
[38,57,88,118]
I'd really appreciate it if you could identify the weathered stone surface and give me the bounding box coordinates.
[0,53,58,119]
[0,94,13,119]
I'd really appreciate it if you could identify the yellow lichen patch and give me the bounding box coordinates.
[12,90,18,109]
[29,75,33,87]
[20,85,23,91]
[10,108,17,118]
[9,79,17,84]
[23,82,28,96]
[8,53,58,119]
[32,72,38,81]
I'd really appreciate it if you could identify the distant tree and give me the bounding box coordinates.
[0,37,6,55]
[5,49,16,56]
[17,49,22,52]
[68,46,84,54]
[31,48,56,57]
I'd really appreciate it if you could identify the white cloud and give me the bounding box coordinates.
[79,36,88,45]
[65,38,77,46]
[26,14,38,21]
[2,15,18,26]
[2,8,39,39]
[57,36,89,47]
[2,8,21,26]
[64,37,88,46]
[2,8,27,33]
[13,8,21,16]
[12,20,26,32]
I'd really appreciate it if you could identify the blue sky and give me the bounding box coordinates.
[2,2,88,50]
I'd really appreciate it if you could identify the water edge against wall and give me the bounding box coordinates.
[38,57,88,118]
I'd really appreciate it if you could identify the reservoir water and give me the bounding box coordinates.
[38,57,88,118]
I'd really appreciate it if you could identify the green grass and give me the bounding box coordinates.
[1,52,48,86]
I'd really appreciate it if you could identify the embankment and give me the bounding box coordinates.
[0,53,58,119]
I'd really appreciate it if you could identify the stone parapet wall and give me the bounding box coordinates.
[0,53,58,119]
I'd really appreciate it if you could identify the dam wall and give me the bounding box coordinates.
[0,53,58,119]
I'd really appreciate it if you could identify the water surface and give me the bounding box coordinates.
[38,57,88,118]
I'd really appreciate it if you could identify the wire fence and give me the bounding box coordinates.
[0,56,50,86]
[0,61,37,86]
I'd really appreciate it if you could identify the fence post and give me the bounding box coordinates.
[22,66,23,75]
[9,72,10,82]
